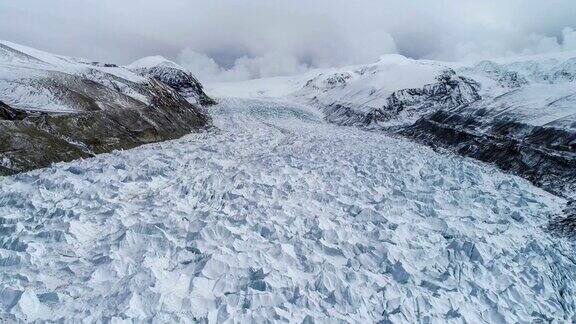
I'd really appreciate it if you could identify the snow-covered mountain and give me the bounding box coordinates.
[208,52,576,198]
[128,56,216,106]
[0,40,211,174]
[404,56,576,198]
[296,55,482,126]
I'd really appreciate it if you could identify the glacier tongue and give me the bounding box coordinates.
[0,98,575,322]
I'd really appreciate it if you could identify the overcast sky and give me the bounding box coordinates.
[1,0,575,81]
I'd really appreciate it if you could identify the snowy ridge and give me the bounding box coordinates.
[0,41,210,175]
[1,98,575,322]
[208,52,576,129]
[0,40,76,68]
[128,56,183,70]
[0,40,157,113]
[0,40,215,114]
[129,56,216,106]
[294,56,450,125]
[303,53,576,129]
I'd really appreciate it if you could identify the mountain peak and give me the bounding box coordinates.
[128,55,216,106]
[128,55,182,70]
[376,54,412,65]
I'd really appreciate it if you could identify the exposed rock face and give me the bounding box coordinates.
[128,56,216,106]
[0,101,28,121]
[551,57,576,82]
[375,70,481,122]
[0,41,210,175]
[313,69,481,127]
[400,111,576,198]
[317,102,374,126]
[304,72,352,90]
[548,201,576,239]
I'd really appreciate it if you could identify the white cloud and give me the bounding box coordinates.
[563,27,576,50]
[176,49,224,81]
[177,49,310,81]
[0,0,575,81]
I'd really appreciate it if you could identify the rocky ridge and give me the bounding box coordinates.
[128,56,216,106]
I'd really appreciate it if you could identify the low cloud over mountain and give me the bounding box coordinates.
[1,0,575,80]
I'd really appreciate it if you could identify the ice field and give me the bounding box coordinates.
[0,98,575,322]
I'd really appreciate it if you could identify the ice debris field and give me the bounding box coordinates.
[0,98,575,322]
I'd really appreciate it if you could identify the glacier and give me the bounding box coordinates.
[1,98,575,322]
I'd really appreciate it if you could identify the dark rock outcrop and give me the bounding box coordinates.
[548,201,576,239]
[400,110,576,198]
[0,101,28,121]
[130,63,216,106]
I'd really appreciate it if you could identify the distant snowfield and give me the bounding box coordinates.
[207,51,576,131]
[205,55,443,100]
[1,97,575,322]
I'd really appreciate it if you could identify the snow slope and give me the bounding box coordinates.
[1,98,575,322]
[208,55,443,101]
[0,41,210,175]
[0,40,215,113]
[0,40,153,113]
[451,55,576,130]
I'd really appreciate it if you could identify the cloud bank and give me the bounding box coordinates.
[1,0,575,81]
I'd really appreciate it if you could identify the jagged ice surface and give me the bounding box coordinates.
[0,98,575,322]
